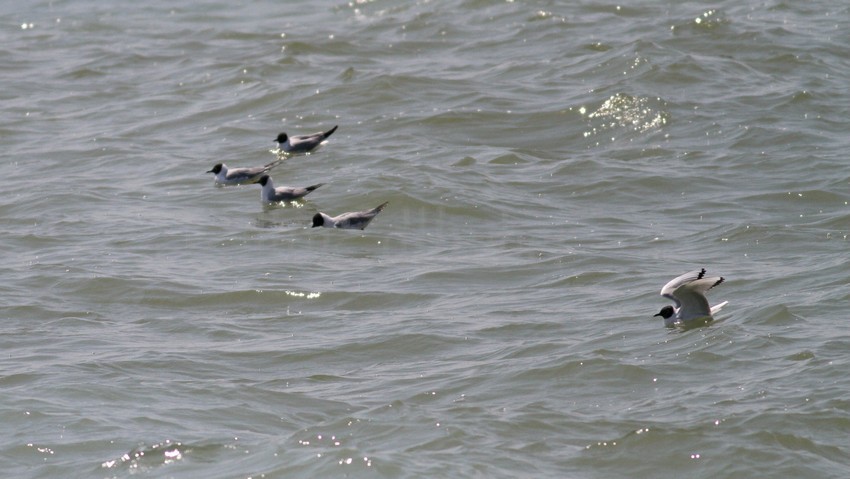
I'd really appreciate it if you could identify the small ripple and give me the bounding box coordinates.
[670,9,729,34]
[581,93,670,139]
[101,439,186,472]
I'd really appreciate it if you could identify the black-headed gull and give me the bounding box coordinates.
[654,268,728,328]
[207,159,285,186]
[274,125,338,154]
[257,175,323,203]
[311,201,389,230]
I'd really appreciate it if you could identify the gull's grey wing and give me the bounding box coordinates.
[660,269,706,297]
[268,187,300,202]
[228,160,284,182]
[286,126,338,153]
[671,283,713,320]
[270,183,323,201]
[224,166,262,181]
[334,202,389,230]
[335,214,373,230]
[660,268,706,308]
[287,134,323,152]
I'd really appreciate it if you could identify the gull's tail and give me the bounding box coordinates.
[370,201,389,214]
[710,301,729,315]
[263,158,286,170]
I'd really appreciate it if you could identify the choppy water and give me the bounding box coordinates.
[3,1,850,477]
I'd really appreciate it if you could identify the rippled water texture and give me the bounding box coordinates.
[2,1,850,477]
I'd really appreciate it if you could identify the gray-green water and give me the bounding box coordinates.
[3,1,850,477]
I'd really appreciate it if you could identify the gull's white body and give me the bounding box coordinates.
[656,268,728,328]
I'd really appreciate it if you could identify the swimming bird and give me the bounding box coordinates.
[311,201,389,230]
[274,125,338,154]
[257,175,323,203]
[654,268,728,328]
[207,159,285,186]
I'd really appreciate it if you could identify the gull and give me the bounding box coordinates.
[654,268,728,328]
[207,159,285,186]
[257,175,323,203]
[274,125,338,154]
[312,201,389,230]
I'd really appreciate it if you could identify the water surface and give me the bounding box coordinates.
[2,1,850,477]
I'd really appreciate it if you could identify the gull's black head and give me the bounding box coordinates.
[258,175,270,186]
[206,163,223,174]
[654,305,675,319]
[311,213,324,228]
[274,132,288,143]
